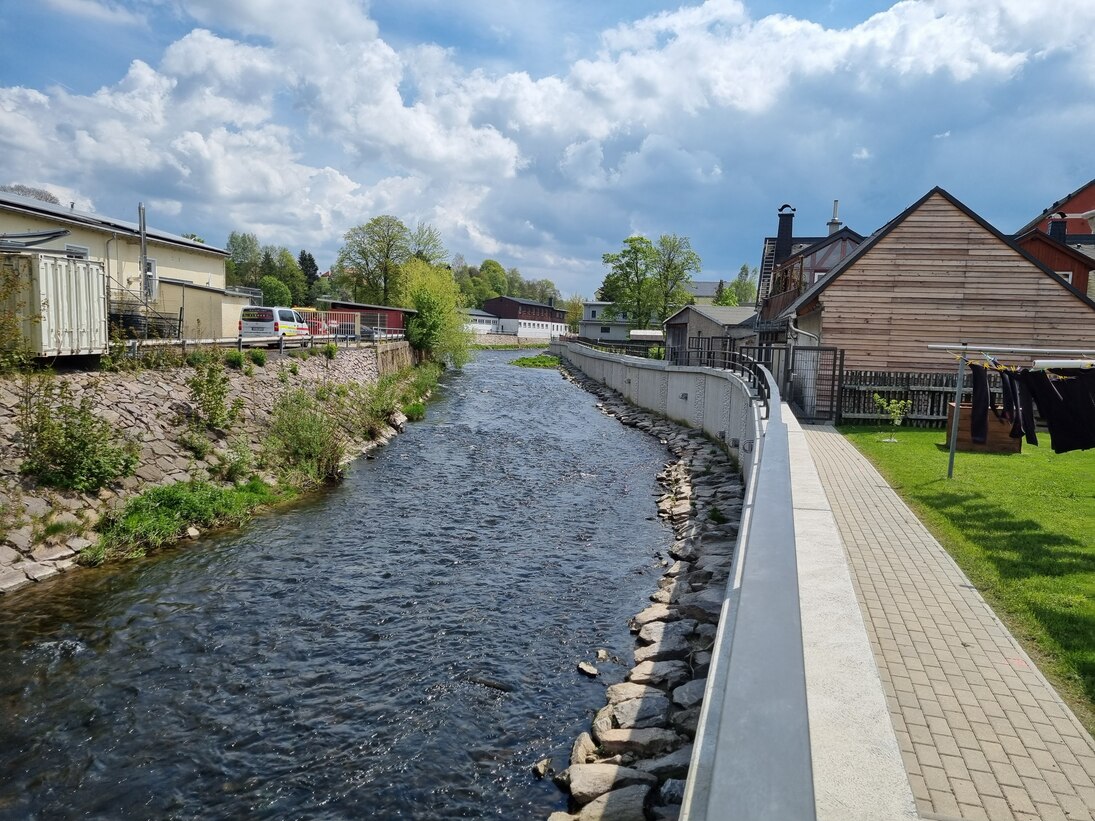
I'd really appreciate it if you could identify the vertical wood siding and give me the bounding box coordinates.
[817,193,1095,372]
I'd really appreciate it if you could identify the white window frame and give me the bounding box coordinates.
[1056,271,1073,284]
[143,257,158,300]
[65,243,89,259]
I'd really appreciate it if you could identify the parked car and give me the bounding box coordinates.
[303,314,333,335]
[239,306,311,346]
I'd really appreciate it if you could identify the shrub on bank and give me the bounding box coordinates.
[17,374,139,491]
[264,389,346,485]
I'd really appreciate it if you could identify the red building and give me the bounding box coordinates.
[318,299,416,336]
[481,296,567,338]
[1018,178,1095,236]
[1014,228,1094,296]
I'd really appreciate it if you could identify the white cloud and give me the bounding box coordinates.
[934,130,951,139]
[852,147,872,160]
[42,0,144,26]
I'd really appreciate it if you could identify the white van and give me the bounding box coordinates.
[239,306,312,345]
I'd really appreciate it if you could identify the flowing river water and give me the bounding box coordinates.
[0,350,675,820]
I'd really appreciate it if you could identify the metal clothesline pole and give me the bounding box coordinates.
[946,343,968,479]
[928,342,1095,479]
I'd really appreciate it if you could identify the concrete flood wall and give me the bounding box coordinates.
[549,343,761,482]
[551,341,914,821]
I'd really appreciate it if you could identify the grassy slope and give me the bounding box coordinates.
[840,425,1095,730]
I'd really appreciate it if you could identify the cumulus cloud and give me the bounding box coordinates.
[3,0,1095,294]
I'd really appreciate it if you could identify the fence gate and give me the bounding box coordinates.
[785,346,843,422]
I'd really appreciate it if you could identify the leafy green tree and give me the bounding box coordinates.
[298,250,319,287]
[564,294,585,333]
[410,222,447,266]
[713,279,739,306]
[258,275,291,307]
[600,235,657,329]
[731,264,758,307]
[337,215,411,305]
[273,247,308,305]
[226,231,261,286]
[182,232,205,243]
[403,258,470,366]
[479,259,508,295]
[259,248,277,284]
[652,234,700,324]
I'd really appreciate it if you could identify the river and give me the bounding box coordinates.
[0,350,674,820]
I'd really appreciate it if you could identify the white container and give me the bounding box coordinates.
[2,252,108,356]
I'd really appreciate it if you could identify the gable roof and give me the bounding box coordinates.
[1012,228,1095,270]
[780,186,1095,319]
[1016,178,1095,234]
[0,190,227,256]
[665,304,756,327]
[487,295,560,309]
[775,226,865,267]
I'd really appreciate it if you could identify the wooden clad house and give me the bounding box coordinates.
[780,187,1095,372]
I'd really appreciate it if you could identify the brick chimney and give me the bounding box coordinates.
[1048,212,1067,243]
[775,204,795,265]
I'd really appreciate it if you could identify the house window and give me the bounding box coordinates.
[601,326,611,334]
[591,309,597,318]
[1056,271,1073,284]
[65,244,89,259]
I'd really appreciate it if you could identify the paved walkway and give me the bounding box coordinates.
[802,425,1095,821]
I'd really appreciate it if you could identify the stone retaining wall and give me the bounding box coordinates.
[0,342,413,596]
[546,366,742,821]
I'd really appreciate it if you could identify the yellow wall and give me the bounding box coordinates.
[0,209,226,293]
[156,281,250,338]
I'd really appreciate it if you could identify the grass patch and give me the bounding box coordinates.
[840,424,1095,729]
[87,478,280,564]
[510,354,560,368]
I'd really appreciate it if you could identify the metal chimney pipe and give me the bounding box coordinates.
[827,199,842,235]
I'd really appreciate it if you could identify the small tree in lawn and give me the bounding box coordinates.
[873,393,913,442]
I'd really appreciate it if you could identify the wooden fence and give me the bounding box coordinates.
[838,369,1004,427]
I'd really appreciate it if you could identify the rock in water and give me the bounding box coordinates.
[532,757,553,779]
[578,661,599,678]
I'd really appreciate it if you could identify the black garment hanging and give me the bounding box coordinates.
[969,363,989,444]
[1016,369,1095,454]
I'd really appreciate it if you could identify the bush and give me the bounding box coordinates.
[185,347,217,369]
[247,349,267,367]
[403,401,426,421]
[213,435,254,483]
[178,429,212,459]
[322,342,337,360]
[17,375,139,491]
[265,389,345,485]
[186,361,242,430]
[223,349,245,369]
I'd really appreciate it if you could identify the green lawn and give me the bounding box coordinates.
[839,424,1095,730]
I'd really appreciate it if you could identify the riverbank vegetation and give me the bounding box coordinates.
[510,354,560,368]
[83,361,443,566]
[841,425,1095,728]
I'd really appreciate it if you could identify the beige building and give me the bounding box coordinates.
[0,191,249,338]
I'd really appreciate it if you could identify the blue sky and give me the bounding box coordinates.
[2,0,1093,296]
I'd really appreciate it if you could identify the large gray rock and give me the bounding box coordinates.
[634,637,689,664]
[605,682,661,705]
[591,704,615,742]
[671,678,707,710]
[18,561,58,582]
[635,744,694,779]
[555,763,656,805]
[571,731,598,765]
[30,545,75,563]
[628,660,690,689]
[596,728,682,757]
[0,567,30,593]
[4,526,33,552]
[630,604,679,628]
[0,544,20,565]
[612,694,671,729]
[675,588,724,624]
[577,784,651,821]
[638,620,697,645]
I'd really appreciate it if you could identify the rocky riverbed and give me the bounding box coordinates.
[548,364,743,821]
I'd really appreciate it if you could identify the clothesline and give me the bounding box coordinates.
[927,342,1095,477]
